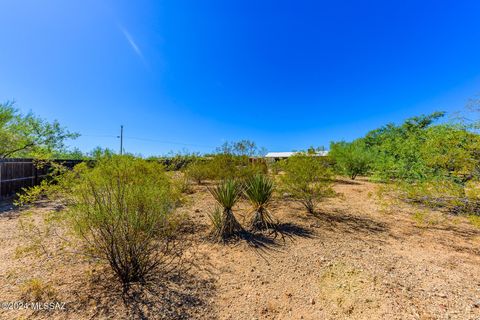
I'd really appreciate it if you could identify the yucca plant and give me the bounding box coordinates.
[208,206,223,233]
[208,179,244,240]
[244,174,277,231]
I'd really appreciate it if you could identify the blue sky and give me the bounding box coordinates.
[1,0,480,156]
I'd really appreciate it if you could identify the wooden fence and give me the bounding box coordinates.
[0,159,83,200]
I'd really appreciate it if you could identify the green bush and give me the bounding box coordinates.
[184,160,212,184]
[280,154,334,214]
[22,156,181,292]
[344,111,480,215]
[207,154,266,180]
[329,140,372,180]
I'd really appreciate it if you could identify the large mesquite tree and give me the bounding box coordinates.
[0,101,78,158]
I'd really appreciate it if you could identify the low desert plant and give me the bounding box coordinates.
[206,154,267,181]
[244,174,277,231]
[184,160,211,184]
[208,206,224,233]
[171,171,193,194]
[280,154,334,214]
[398,178,480,215]
[20,155,182,292]
[20,278,57,302]
[208,179,244,241]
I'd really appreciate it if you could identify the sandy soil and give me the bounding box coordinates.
[0,178,479,319]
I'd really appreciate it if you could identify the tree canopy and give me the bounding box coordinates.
[0,102,79,158]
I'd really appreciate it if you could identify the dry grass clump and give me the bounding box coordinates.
[20,278,57,302]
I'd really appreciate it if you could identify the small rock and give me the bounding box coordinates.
[310,298,316,305]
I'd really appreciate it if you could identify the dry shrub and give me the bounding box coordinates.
[20,278,57,302]
[398,178,480,215]
[20,155,184,293]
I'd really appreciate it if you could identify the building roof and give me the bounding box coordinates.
[265,151,328,158]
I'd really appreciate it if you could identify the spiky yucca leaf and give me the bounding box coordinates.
[209,179,242,210]
[208,179,244,241]
[244,174,274,207]
[244,174,278,231]
[208,206,223,233]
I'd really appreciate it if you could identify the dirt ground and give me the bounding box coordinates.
[1,178,480,319]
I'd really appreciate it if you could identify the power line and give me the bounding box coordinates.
[79,133,215,149]
[125,136,215,149]
[81,134,118,138]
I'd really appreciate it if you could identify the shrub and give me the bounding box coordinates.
[398,178,480,215]
[244,174,277,231]
[20,278,57,302]
[280,154,334,214]
[329,140,372,180]
[184,160,212,184]
[207,154,241,180]
[171,171,193,194]
[22,156,182,292]
[214,154,267,179]
[208,179,244,241]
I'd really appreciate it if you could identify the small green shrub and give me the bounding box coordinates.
[20,278,57,302]
[208,179,244,241]
[184,160,212,184]
[280,154,334,214]
[207,154,241,180]
[21,155,182,292]
[244,174,277,231]
[171,172,193,195]
[468,214,480,228]
[205,154,267,181]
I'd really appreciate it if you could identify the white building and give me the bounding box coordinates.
[264,151,328,162]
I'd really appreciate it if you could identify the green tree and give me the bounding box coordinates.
[89,146,115,159]
[329,140,372,180]
[216,139,260,157]
[53,147,86,160]
[363,112,446,181]
[0,101,78,158]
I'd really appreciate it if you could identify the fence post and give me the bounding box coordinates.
[0,161,2,200]
[34,161,38,185]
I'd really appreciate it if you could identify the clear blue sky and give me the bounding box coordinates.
[1,0,480,156]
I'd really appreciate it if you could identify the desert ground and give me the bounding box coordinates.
[1,178,479,319]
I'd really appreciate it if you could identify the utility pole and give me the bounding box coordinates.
[119,125,124,155]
